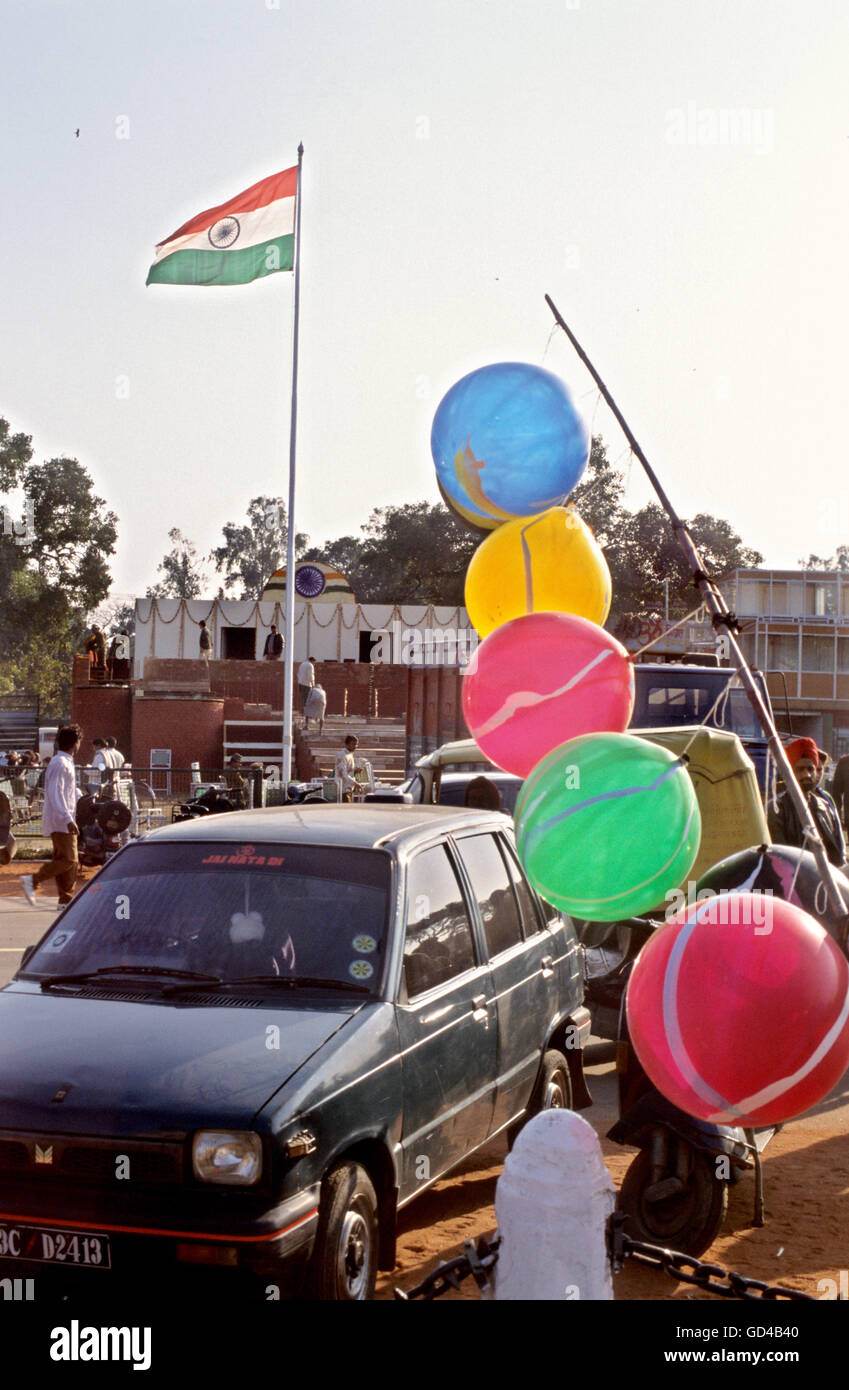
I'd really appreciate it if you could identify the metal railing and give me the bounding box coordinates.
[0,765,286,841]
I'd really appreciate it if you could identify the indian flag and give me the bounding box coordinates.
[146,166,297,287]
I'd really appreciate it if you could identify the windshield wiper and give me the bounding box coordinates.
[41,966,223,992]
[164,973,372,997]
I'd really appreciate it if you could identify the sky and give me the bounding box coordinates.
[2,0,848,602]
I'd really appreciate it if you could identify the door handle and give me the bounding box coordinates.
[541,955,554,978]
[472,993,489,1023]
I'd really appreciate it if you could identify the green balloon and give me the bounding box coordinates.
[514,732,701,921]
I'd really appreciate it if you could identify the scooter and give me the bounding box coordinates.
[603,933,773,1255]
[75,794,133,867]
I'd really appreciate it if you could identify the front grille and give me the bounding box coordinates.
[0,1134,184,1187]
[0,1139,29,1172]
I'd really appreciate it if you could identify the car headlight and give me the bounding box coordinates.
[192,1131,263,1185]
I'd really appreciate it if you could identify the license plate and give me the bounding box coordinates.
[0,1223,111,1269]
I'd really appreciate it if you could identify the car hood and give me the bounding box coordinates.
[0,986,362,1134]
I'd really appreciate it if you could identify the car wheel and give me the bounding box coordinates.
[307,1161,378,1301]
[617,1144,728,1257]
[508,1048,573,1149]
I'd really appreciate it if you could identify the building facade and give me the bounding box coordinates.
[718,568,849,756]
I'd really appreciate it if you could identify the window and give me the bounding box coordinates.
[808,583,837,617]
[767,635,798,673]
[24,843,390,992]
[802,636,834,673]
[456,834,523,957]
[499,837,545,935]
[404,845,475,997]
[738,580,769,614]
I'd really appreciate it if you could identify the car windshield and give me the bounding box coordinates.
[633,673,769,741]
[437,772,523,815]
[23,841,391,994]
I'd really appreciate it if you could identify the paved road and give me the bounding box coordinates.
[0,894,61,986]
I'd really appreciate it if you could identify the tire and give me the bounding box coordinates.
[508,1048,573,1149]
[618,1143,728,1257]
[307,1162,379,1301]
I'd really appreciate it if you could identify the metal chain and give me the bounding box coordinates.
[393,1219,818,1301]
[607,1213,816,1301]
[394,1235,501,1300]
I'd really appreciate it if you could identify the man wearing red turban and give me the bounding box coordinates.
[768,738,846,866]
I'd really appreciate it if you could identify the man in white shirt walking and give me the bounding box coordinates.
[21,725,82,907]
[297,656,316,715]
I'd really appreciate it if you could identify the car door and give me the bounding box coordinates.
[453,830,553,1134]
[395,841,497,1201]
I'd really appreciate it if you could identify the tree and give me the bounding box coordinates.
[147,529,206,599]
[566,436,626,548]
[210,496,309,599]
[307,502,479,606]
[614,506,763,622]
[799,546,849,572]
[0,418,118,713]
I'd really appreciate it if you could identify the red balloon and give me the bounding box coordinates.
[626,893,849,1126]
[462,611,634,778]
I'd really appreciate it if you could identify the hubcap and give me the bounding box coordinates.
[544,1071,568,1109]
[338,1206,371,1299]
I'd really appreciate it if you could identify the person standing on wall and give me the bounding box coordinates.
[85,625,106,682]
[263,625,284,661]
[21,725,82,907]
[199,619,212,663]
[297,655,316,714]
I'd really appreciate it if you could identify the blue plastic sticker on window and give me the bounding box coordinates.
[349,960,374,980]
[352,934,376,954]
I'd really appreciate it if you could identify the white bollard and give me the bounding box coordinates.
[494,1109,615,1300]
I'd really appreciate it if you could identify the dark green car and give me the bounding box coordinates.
[0,804,589,1301]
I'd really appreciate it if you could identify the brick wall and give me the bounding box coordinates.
[312,662,405,718]
[70,684,132,765]
[131,696,225,772]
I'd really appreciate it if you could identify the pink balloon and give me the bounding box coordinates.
[462,611,634,778]
[626,893,849,1126]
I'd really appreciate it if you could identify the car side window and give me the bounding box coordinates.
[499,836,546,936]
[404,845,476,997]
[455,833,524,958]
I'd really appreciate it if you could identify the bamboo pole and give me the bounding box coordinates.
[545,293,849,928]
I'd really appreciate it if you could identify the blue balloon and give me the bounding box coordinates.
[431,362,589,530]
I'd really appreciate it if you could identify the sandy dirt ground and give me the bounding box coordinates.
[2,860,846,1305]
[374,1114,848,1301]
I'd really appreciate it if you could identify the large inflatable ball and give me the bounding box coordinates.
[465,506,611,639]
[696,845,849,952]
[462,612,634,778]
[514,732,701,921]
[626,893,849,1126]
[431,363,589,532]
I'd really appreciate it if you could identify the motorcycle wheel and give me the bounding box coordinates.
[618,1144,728,1257]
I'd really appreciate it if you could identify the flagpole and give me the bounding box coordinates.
[282,142,303,784]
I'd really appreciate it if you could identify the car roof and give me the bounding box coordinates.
[141,803,511,851]
[414,738,491,769]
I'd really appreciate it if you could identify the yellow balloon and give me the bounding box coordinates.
[465,505,611,638]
